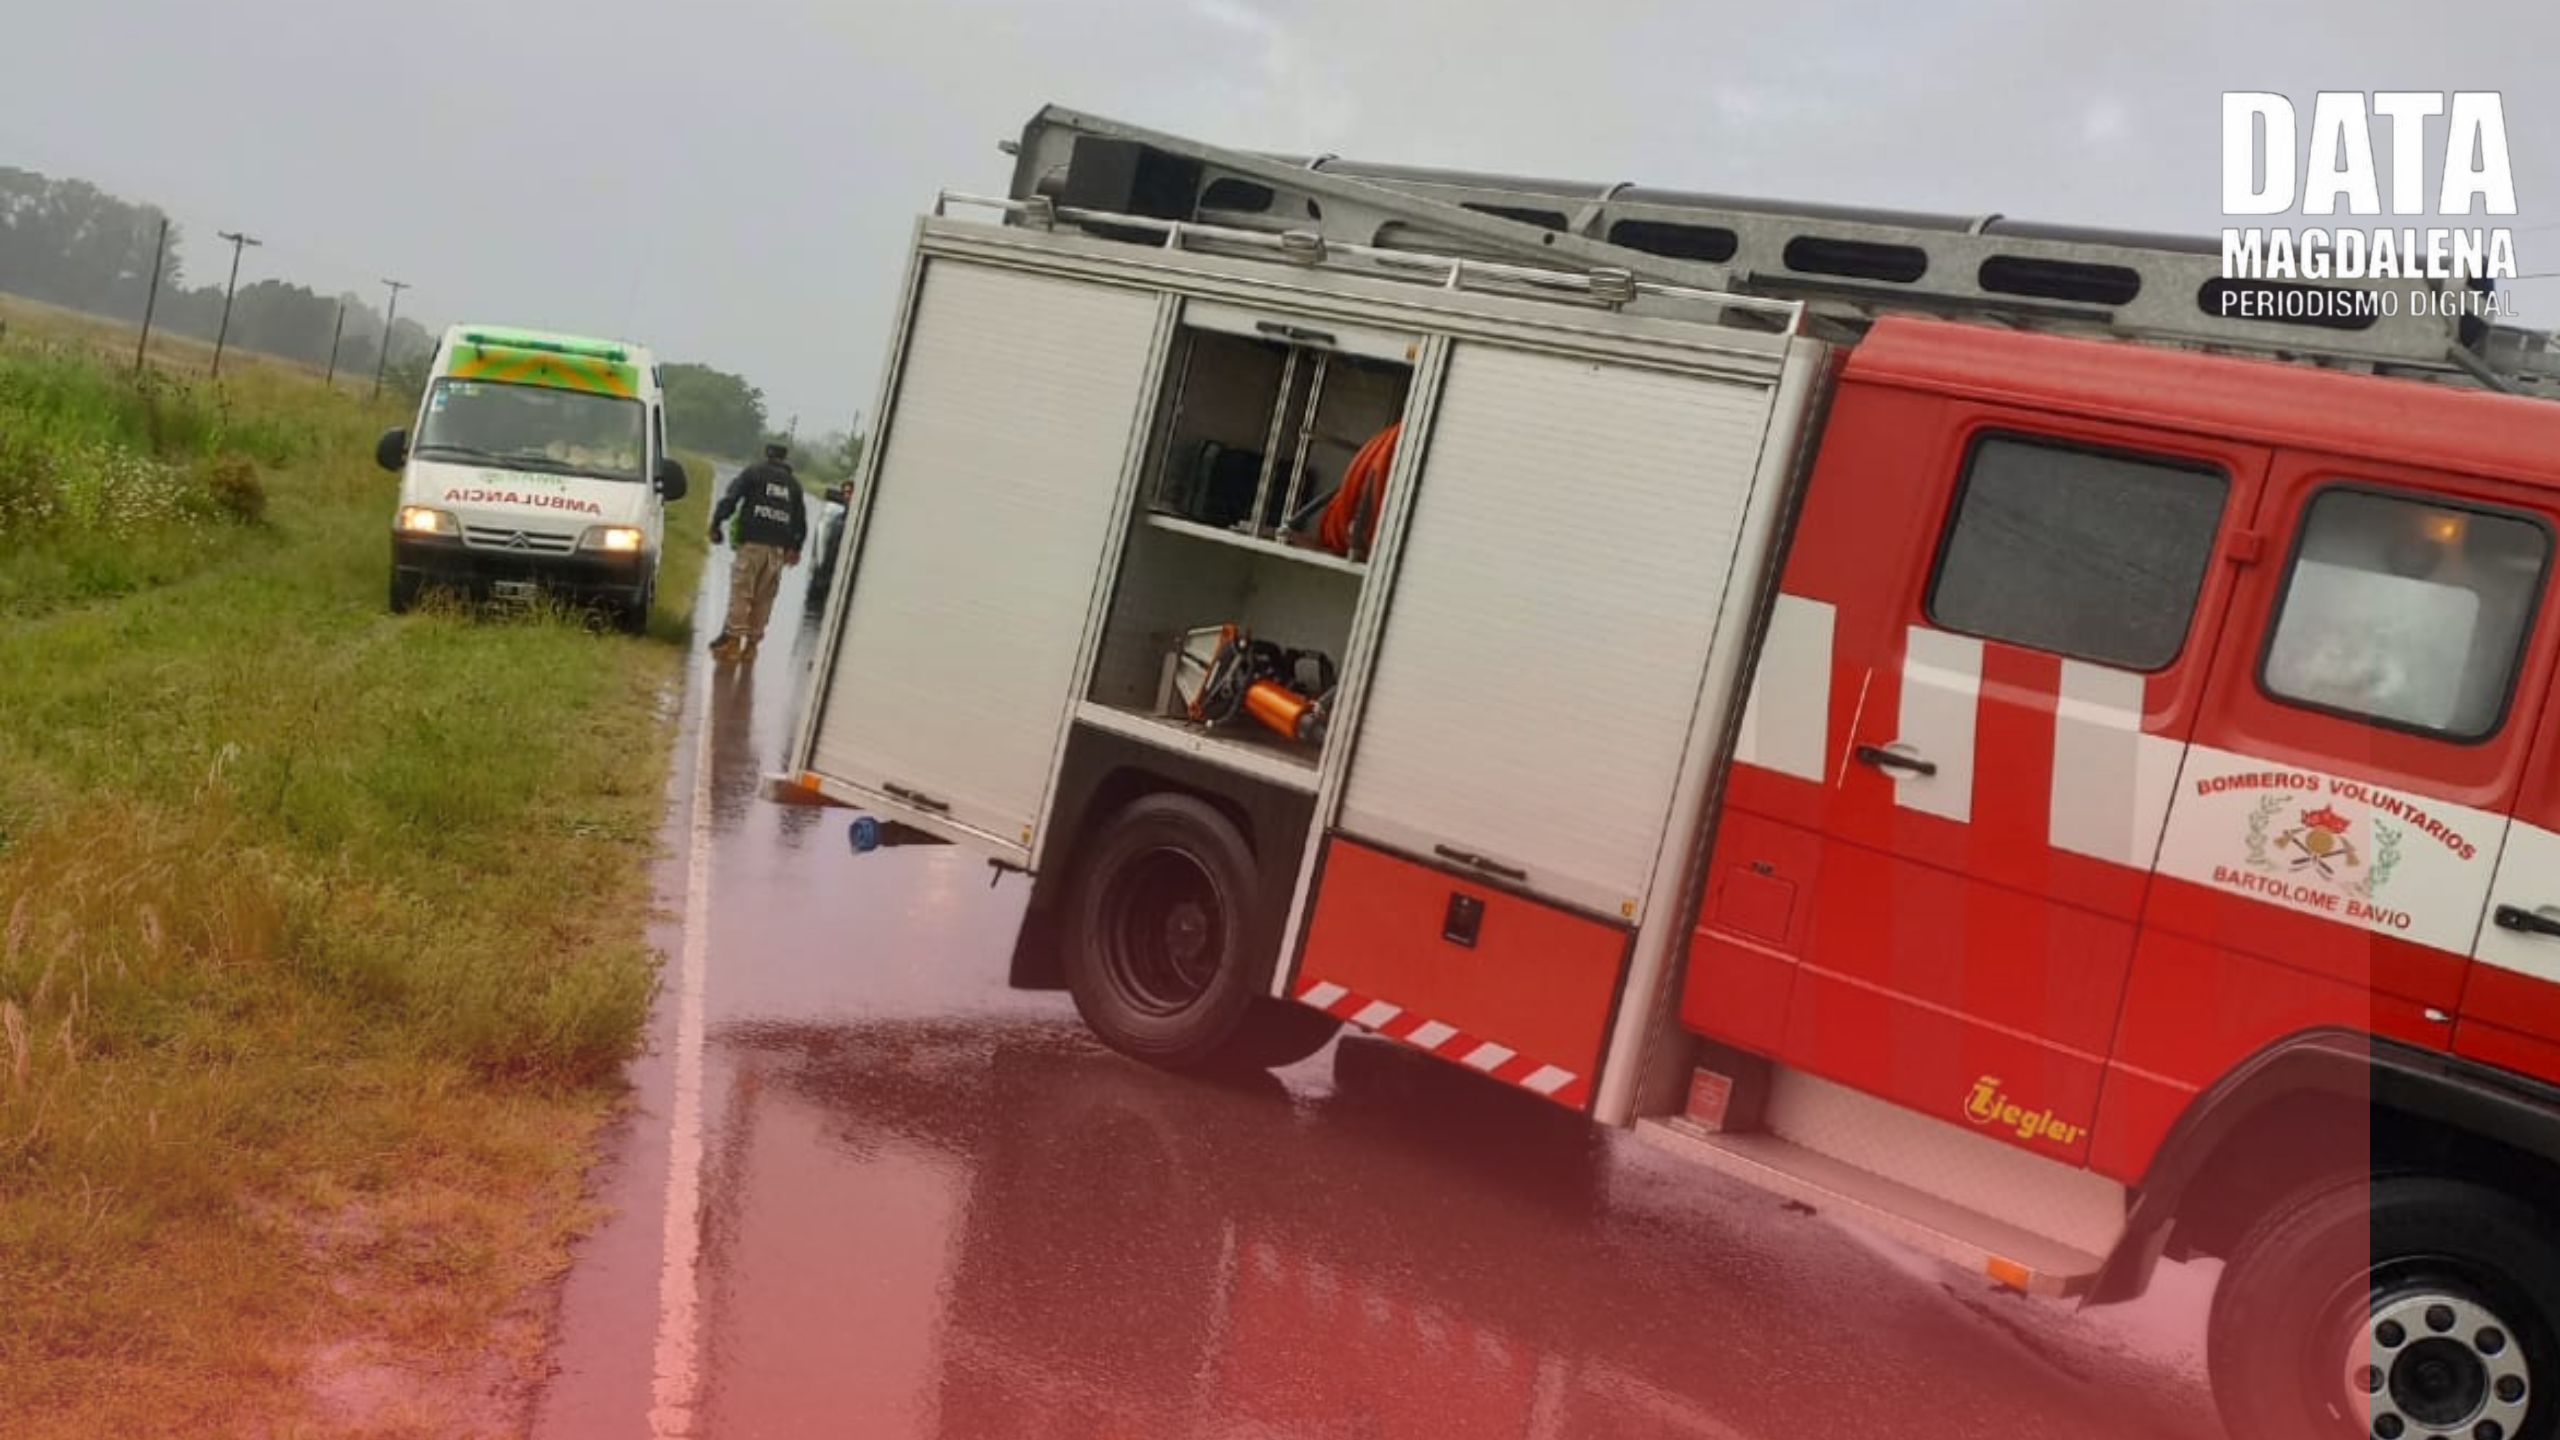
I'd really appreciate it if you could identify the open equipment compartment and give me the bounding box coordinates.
[1147,300,1418,558]
[794,194,1816,1134]
[1146,326,1297,534]
[1079,299,1420,786]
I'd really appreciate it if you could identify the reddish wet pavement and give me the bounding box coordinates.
[530,551,2226,1440]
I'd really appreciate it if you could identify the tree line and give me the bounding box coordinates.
[0,166,432,378]
[0,164,863,466]
[655,366,866,473]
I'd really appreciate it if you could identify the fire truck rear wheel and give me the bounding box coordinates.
[2209,1175,2559,1440]
[1066,793,1314,1073]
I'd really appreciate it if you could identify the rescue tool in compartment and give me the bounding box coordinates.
[1166,624,1337,746]
[778,103,2560,1440]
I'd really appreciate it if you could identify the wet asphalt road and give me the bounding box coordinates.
[529,547,2226,1440]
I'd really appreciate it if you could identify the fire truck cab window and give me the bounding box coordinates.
[1927,435,2227,671]
[2261,487,2549,739]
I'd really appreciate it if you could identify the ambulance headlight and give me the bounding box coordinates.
[396,506,459,537]
[581,525,647,554]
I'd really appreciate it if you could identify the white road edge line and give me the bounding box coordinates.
[650,654,717,1437]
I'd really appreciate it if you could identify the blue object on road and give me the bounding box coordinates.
[850,815,881,854]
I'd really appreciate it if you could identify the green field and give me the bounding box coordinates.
[0,303,708,1436]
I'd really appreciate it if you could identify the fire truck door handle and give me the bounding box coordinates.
[1434,844,1528,883]
[882,782,951,815]
[1256,320,1337,347]
[2494,904,2560,940]
[1854,744,1938,779]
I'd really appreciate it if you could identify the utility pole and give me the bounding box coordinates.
[133,215,170,376]
[371,277,410,399]
[322,301,348,388]
[209,230,261,379]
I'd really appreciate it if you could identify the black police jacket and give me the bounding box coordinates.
[712,460,809,550]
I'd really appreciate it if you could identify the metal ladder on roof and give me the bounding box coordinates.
[1002,105,2559,399]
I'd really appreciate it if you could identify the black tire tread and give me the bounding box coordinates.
[1063,792,1313,1075]
[2209,1174,2560,1440]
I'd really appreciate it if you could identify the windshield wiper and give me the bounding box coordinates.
[488,454,581,475]
[416,443,638,481]
[509,455,643,481]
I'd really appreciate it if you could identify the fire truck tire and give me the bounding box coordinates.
[2208,1174,2559,1440]
[1065,792,1282,1073]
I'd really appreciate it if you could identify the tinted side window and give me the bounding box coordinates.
[2261,487,2549,739]
[1927,436,2229,670]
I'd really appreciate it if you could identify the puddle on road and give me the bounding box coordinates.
[534,555,2217,1440]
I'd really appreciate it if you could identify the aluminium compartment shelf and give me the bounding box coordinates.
[1142,512,1368,577]
[1073,700,1320,792]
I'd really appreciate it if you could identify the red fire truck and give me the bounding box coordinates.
[786,106,2560,1440]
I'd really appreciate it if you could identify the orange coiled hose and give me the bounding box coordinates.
[1319,422,1401,556]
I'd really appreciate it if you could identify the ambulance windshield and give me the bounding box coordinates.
[415,380,647,482]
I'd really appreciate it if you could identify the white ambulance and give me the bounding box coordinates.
[374,325,690,632]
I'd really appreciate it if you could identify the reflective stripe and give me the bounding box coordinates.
[1406,1019,1459,1050]
[2047,660,2182,869]
[1300,981,1349,1010]
[1733,594,1835,783]
[1292,979,1588,1109]
[1351,1000,1404,1030]
[1893,627,1982,823]
[1520,1065,1575,1096]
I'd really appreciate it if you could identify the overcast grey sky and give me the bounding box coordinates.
[7,0,2554,427]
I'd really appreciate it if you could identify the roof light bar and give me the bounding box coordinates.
[459,330,629,363]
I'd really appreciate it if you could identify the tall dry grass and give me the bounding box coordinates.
[0,311,710,1435]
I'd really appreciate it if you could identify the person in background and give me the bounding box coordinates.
[706,442,807,663]
[807,481,853,603]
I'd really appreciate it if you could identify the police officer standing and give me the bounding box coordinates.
[706,442,808,663]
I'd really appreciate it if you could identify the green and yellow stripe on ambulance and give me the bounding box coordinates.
[449,344,639,399]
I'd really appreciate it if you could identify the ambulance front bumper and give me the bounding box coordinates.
[393,533,650,602]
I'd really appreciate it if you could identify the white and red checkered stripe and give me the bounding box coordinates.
[1297,979,1592,1109]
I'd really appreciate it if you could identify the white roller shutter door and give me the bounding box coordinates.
[807,262,1160,856]
[1338,344,1780,922]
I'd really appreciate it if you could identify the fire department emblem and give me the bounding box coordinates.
[2278,804,2360,878]
[2245,796,2403,897]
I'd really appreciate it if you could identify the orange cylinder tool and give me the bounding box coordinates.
[1243,680,1324,743]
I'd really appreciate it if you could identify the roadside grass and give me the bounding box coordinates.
[0,317,710,1436]
[0,338,323,618]
[0,290,335,388]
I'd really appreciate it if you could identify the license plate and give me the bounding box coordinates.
[490,580,541,603]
